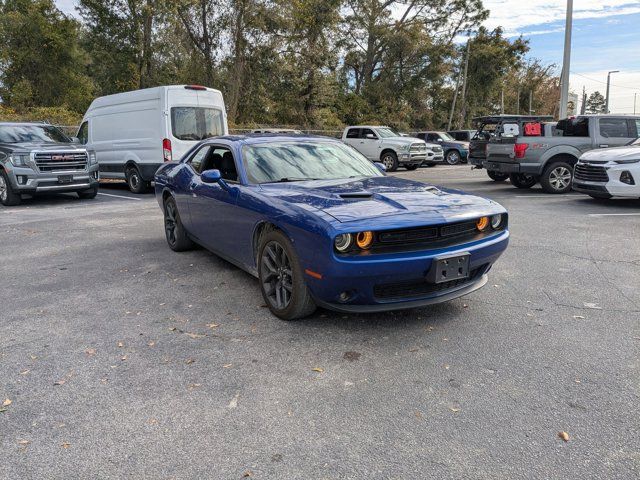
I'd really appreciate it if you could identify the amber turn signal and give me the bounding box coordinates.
[476,217,489,231]
[356,231,374,249]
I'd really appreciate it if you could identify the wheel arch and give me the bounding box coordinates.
[540,147,581,169]
[379,148,397,160]
[252,221,294,269]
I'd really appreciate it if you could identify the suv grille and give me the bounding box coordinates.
[35,152,88,172]
[410,143,427,153]
[373,266,486,300]
[574,163,609,183]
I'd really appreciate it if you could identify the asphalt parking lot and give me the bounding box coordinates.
[1,167,639,479]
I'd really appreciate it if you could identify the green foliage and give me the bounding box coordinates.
[585,91,606,114]
[0,0,95,112]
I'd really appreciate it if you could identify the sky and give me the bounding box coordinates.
[55,0,640,114]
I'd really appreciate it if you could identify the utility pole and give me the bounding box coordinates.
[501,87,504,115]
[580,86,586,115]
[516,85,520,115]
[529,90,533,114]
[559,0,573,119]
[447,58,463,131]
[458,39,471,128]
[605,70,619,114]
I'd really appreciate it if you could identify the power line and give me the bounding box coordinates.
[570,71,640,91]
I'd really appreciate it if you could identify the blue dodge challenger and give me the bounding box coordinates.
[155,135,509,320]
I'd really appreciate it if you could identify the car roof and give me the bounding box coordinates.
[472,115,554,123]
[346,125,390,129]
[203,134,342,145]
[0,122,50,127]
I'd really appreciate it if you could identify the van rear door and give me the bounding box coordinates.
[167,88,227,162]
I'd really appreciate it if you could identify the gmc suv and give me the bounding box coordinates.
[0,122,99,206]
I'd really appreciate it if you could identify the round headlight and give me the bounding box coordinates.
[356,231,374,249]
[476,216,489,232]
[334,233,353,252]
[490,214,503,229]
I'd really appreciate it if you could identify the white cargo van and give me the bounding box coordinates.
[77,85,228,193]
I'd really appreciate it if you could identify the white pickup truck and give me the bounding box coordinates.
[341,125,443,171]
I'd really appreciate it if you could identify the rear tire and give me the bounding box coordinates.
[381,152,399,172]
[164,196,194,252]
[487,170,509,182]
[126,166,150,194]
[405,164,419,171]
[540,161,573,194]
[258,229,316,321]
[77,185,98,199]
[0,170,22,206]
[509,173,537,189]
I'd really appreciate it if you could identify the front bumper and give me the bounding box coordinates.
[573,168,640,198]
[5,165,100,194]
[305,230,509,313]
[399,152,428,165]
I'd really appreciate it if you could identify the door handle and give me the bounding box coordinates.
[599,144,609,148]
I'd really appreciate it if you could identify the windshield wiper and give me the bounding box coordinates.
[267,177,319,183]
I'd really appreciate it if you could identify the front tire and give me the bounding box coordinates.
[509,173,537,189]
[164,196,194,252]
[258,229,316,321]
[0,171,22,206]
[487,170,509,182]
[126,166,150,194]
[540,161,573,194]
[77,186,98,199]
[381,152,399,172]
[445,150,461,165]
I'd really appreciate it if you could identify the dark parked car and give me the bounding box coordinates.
[0,122,99,206]
[415,131,469,165]
[448,130,477,142]
[155,134,509,320]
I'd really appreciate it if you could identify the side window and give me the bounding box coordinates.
[189,146,211,174]
[361,128,377,139]
[77,121,88,145]
[416,132,426,140]
[346,128,360,139]
[599,118,631,138]
[630,119,640,138]
[426,133,437,142]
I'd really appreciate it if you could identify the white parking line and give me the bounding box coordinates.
[514,195,579,198]
[97,192,142,201]
[588,212,640,217]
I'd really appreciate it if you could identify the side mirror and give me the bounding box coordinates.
[70,136,80,143]
[201,169,222,184]
[365,133,377,140]
[437,138,443,142]
[374,162,387,173]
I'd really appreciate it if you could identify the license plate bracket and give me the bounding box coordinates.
[57,175,73,184]
[428,253,470,284]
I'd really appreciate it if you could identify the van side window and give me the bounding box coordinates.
[171,107,224,141]
[77,122,88,145]
[600,118,631,138]
[196,146,238,183]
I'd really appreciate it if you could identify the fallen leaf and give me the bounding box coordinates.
[61,442,71,449]
[312,367,324,372]
[558,431,569,442]
[54,379,66,386]
[573,315,585,319]
[185,358,195,365]
[188,383,202,390]
[0,408,6,413]
[147,341,155,347]
[117,342,124,348]
[206,323,219,329]
[408,347,419,353]
[2,398,11,407]
[223,363,233,368]
[415,411,423,419]
[121,355,127,361]
[169,327,177,331]
[449,407,460,413]
[243,471,252,477]
[148,418,158,425]
[18,440,30,446]
[463,304,468,308]
[20,370,30,375]
[85,348,96,356]
[185,332,205,339]
[30,355,37,360]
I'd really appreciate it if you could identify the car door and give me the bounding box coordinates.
[186,144,242,259]
[597,117,635,148]
[343,128,361,149]
[358,128,380,160]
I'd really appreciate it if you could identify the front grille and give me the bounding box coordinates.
[378,226,438,244]
[574,163,609,183]
[374,266,485,300]
[35,152,88,172]
[440,221,477,237]
[410,143,427,153]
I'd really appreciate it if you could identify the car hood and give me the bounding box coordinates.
[259,176,498,224]
[1,142,85,152]
[581,145,640,162]
[445,141,470,149]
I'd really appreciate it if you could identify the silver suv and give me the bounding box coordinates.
[0,123,99,206]
[342,125,442,171]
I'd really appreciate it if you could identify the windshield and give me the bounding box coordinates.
[242,141,383,184]
[438,132,455,141]
[0,125,70,144]
[376,127,399,138]
[171,107,224,141]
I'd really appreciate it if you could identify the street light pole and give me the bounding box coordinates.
[559,0,573,119]
[605,70,619,114]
